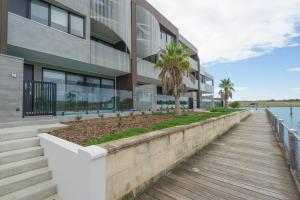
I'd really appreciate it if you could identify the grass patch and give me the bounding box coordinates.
[85,109,241,146]
[151,110,238,130]
[84,128,150,146]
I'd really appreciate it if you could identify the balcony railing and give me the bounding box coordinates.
[188,57,198,71]
[91,40,130,73]
[200,83,214,93]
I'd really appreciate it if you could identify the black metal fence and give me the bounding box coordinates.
[23,81,57,116]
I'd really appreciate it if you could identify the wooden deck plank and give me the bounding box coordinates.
[138,111,300,200]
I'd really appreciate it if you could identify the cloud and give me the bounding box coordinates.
[287,67,300,72]
[235,87,249,91]
[291,87,300,91]
[147,0,300,64]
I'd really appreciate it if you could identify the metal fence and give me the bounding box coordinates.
[23,81,57,116]
[266,109,300,170]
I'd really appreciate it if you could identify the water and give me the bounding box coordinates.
[268,107,300,133]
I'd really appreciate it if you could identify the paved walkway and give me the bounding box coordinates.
[138,111,299,200]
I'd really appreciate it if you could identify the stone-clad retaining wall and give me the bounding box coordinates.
[100,110,251,200]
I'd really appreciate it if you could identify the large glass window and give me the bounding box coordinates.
[86,77,101,110]
[101,79,115,109]
[43,69,116,113]
[70,14,84,37]
[43,69,66,112]
[31,0,49,25]
[51,6,68,33]
[101,79,114,88]
[66,74,86,112]
[9,0,28,17]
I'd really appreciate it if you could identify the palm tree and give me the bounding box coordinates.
[219,78,235,108]
[155,42,195,115]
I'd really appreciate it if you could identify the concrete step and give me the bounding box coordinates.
[0,168,52,196]
[0,137,40,153]
[0,147,44,165]
[43,194,62,200]
[0,157,48,179]
[0,118,60,129]
[0,130,38,142]
[0,180,57,200]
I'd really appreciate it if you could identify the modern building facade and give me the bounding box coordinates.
[0,0,214,120]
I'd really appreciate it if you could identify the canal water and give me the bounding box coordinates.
[268,107,300,133]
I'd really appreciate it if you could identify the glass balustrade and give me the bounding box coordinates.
[54,83,133,115]
[157,95,189,111]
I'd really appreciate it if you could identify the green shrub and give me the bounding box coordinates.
[230,101,240,108]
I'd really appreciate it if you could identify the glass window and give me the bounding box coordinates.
[31,0,49,25]
[86,77,100,87]
[9,0,28,17]
[51,6,68,33]
[43,69,66,112]
[70,14,84,37]
[101,79,114,89]
[66,74,84,85]
[86,77,101,111]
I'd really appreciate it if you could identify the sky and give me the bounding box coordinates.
[147,0,300,101]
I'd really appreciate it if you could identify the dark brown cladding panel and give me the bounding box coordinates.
[131,0,137,88]
[0,0,8,54]
[116,74,133,91]
[133,0,179,37]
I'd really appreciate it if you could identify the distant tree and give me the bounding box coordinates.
[230,101,240,108]
[219,78,235,108]
[155,42,194,115]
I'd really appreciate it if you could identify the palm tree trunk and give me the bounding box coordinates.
[175,96,182,115]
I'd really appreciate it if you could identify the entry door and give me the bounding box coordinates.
[23,64,34,114]
[24,64,34,81]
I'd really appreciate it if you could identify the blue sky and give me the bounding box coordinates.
[207,35,300,100]
[148,0,300,100]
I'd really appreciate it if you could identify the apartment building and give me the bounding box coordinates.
[0,0,214,120]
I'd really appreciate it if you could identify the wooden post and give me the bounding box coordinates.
[0,0,8,54]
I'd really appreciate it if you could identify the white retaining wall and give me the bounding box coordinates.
[39,134,107,200]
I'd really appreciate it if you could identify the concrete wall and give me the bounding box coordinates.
[8,13,91,64]
[100,110,251,200]
[39,133,107,200]
[0,54,24,121]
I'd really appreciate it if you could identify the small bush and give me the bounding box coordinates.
[75,115,82,121]
[230,101,240,108]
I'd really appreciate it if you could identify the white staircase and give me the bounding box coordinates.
[0,128,62,200]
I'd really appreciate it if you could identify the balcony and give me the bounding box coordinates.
[137,59,198,89]
[200,83,214,93]
[8,13,90,64]
[184,77,198,90]
[188,57,198,71]
[137,58,160,80]
[90,41,130,73]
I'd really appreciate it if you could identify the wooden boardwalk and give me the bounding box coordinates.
[138,111,299,200]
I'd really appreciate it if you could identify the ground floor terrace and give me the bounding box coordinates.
[0,54,214,121]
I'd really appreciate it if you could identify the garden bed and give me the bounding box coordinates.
[50,109,239,146]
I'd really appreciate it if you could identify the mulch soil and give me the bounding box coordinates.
[50,114,175,146]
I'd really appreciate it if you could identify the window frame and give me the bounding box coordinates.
[27,0,85,39]
[69,13,85,38]
[50,5,69,33]
[29,0,50,26]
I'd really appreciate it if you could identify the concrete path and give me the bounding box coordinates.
[138,111,299,200]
